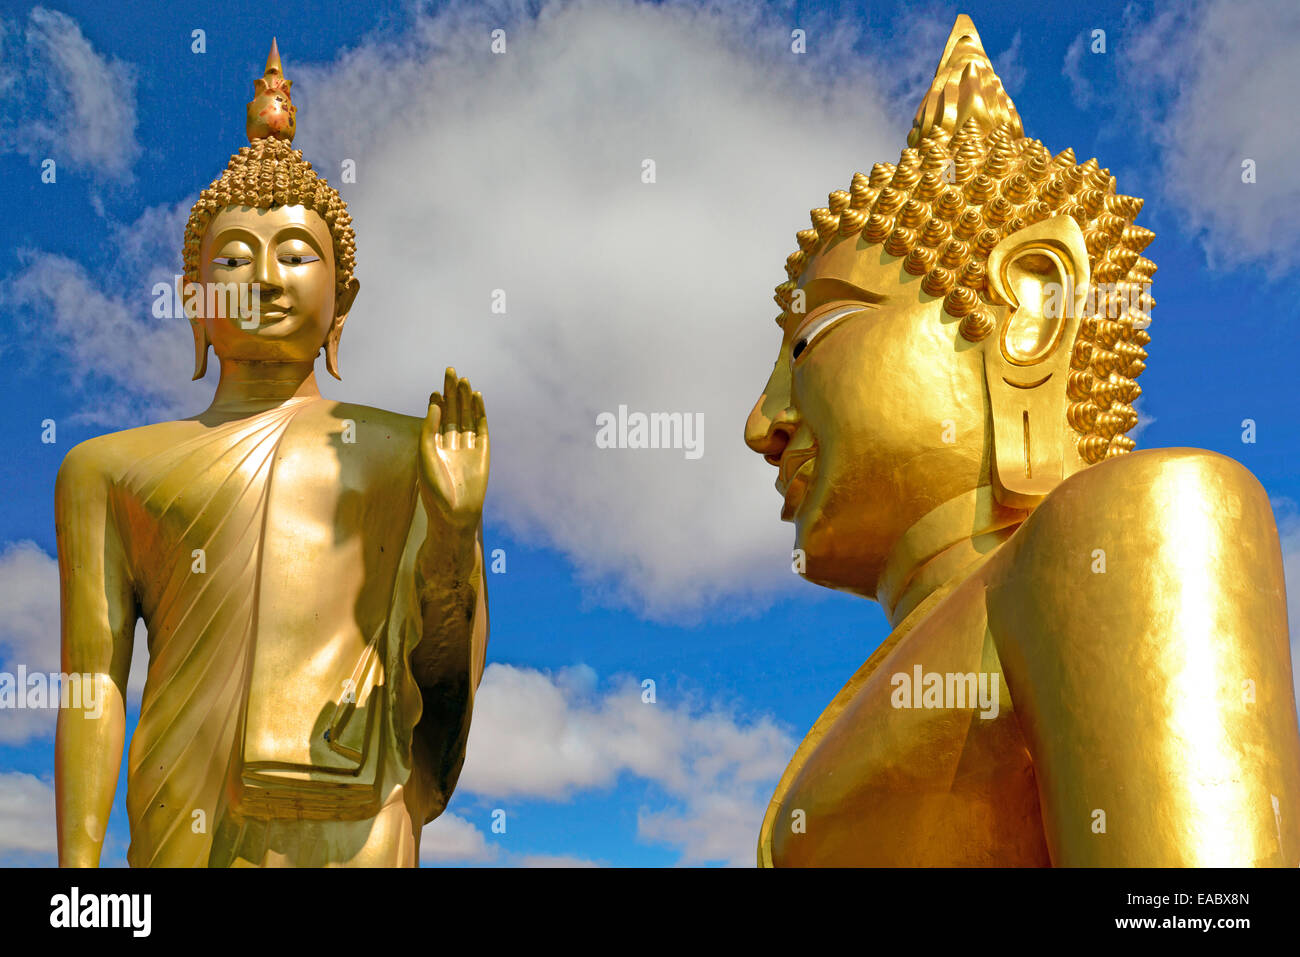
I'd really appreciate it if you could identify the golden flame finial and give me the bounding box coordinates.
[246,37,297,144]
[907,14,1022,147]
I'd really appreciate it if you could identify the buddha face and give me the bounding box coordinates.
[195,204,339,364]
[744,237,991,597]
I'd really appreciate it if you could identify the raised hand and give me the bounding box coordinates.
[418,367,489,531]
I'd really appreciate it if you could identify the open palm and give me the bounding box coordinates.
[418,367,489,530]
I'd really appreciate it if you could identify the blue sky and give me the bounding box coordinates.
[1,0,1298,866]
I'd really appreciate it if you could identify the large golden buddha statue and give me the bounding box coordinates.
[53,41,489,867]
[745,15,1300,866]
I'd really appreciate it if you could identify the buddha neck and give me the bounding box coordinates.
[875,485,1028,629]
[207,358,322,414]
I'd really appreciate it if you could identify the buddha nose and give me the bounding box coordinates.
[252,248,284,296]
[745,365,799,465]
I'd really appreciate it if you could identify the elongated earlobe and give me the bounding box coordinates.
[190,321,210,380]
[981,215,1090,508]
[324,318,345,380]
[325,277,361,381]
[182,272,210,380]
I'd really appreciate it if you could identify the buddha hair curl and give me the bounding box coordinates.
[182,136,356,302]
[775,119,1154,465]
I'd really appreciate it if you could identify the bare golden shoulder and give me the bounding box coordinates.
[992,446,1282,604]
[1033,447,1270,537]
[324,401,423,436]
[55,430,132,489]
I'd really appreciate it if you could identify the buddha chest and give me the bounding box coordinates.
[764,570,1053,866]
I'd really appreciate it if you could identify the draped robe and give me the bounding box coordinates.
[107,399,485,866]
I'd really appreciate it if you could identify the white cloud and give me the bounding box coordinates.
[419,811,602,866]
[0,540,149,743]
[638,789,763,867]
[0,541,62,743]
[419,811,500,864]
[447,662,793,866]
[4,2,1114,627]
[0,541,60,673]
[273,0,905,619]
[4,223,196,426]
[0,772,57,858]
[1118,0,1300,273]
[0,3,1052,622]
[514,853,600,867]
[992,30,1025,97]
[0,6,139,177]
[1061,33,1094,110]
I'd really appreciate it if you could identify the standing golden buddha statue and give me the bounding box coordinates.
[54,40,490,867]
[745,15,1300,866]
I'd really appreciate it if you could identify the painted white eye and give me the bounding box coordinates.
[278,253,320,265]
[790,303,874,362]
[212,256,251,268]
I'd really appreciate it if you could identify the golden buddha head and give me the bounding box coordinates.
[182,39,358,380]
[744,15,1155,597]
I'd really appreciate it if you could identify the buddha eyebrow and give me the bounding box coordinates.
[209,227,258,246]
[273,226,326,247]
[207,225,326,252]
[801,278,891,311]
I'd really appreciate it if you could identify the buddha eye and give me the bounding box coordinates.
[790,302,876,363]
[278,253,320,265]
[212,256,251,268]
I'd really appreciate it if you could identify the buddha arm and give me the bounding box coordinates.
[408,508,488,799]
[53,445,137,868]
[989,449,1300,866]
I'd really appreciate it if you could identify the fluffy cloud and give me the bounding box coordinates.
[0,541,63,743]
[1112,0,1300,273]
[1061,33,1094,110]
[437,662,793,866]
[420,811,500,864]
[275,0,908,619]
[3,201,194,427]
[1,2,1034,621]
[0,6,139,178]
[0,540,149,743]
[0,773,57,861]
[514,853,600,867]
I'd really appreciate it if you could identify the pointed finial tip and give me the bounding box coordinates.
[247,38,296,144]
[907,14,1021,147]
[937,13,988,69]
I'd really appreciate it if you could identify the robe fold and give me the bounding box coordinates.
[112,401,481,867]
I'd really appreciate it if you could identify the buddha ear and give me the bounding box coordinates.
[981,215,1090,509]
[324,277,360,381]
[178,275,209,380]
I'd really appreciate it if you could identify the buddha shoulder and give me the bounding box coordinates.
[319,401,423,451]
[55,419,198,490]
[985,447,1285,632]
[324,401,422,434]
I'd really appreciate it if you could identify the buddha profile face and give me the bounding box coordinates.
[745,246,989,596]
[744,21,1154,600]
[195,204,353,366]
